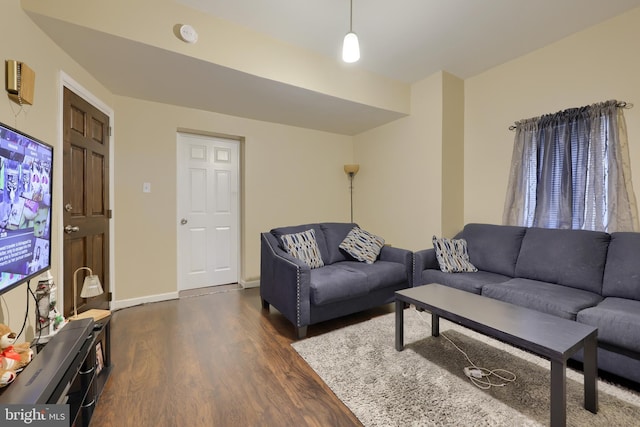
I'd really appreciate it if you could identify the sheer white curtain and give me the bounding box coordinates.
[503,100,639,232]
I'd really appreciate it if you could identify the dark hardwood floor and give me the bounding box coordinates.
[90,286,395,427]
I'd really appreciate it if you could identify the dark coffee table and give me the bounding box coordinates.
[395,283,598,427]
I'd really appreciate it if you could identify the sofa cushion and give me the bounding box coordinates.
[432,236,477,273]
[271,223,330,263]
[419,270,512,294]
[602,232,640,301]
[279,229,324,269]
[461,223,526,277]
[320,222,358,264]
[482,278,603,320]
[339,260,407,292]
[577,298,640,353]
[309,264,369,306]
[514,227,610,294]
[339,227,385,264]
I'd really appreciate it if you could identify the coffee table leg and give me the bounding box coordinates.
[583,333,598,413]
[395,299,404,351]
[550,358,566,427]
[431,313,439,337]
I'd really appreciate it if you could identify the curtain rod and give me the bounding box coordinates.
[508,101,633,131]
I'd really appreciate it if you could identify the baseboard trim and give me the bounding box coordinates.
[240,279,259,289]
[111,291,179,311]
[110,282,260,310]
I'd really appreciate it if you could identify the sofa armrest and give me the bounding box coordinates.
[260,233,311,328]
[379,245,414,286]
[413,248,439,286]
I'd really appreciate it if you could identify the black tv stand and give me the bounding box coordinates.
[0,316,112,427]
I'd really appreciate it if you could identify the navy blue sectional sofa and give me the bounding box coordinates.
[261,222,413,338]
[414,223,640,383]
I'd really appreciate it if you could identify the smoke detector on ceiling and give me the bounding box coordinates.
[178,24,198,43]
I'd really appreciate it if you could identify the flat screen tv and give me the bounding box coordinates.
[0,122,52,295]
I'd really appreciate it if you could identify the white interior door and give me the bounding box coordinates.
[177,133,239,291]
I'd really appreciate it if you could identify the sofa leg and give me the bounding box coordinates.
[296,325,308,339]
[261,298,270,310]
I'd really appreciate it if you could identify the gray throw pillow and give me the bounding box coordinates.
[339,227,385,264]
[280,229,324,269]
[432,235,477,273]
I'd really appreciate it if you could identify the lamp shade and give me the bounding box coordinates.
[342,32,360,63]
[344,164,360,175]
[80,275,103,298]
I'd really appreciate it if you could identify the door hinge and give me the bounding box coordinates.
[107,209,113,219]
[107,292,113,302]
[109,126,112,136]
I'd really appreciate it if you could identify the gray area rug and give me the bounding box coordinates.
[291,309,640,426]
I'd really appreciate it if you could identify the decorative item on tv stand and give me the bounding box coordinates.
[34,271,66,343]
[68,266,111,322]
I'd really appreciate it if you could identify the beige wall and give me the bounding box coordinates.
[464,7,640,225]
[0,2,112,338]
[113,96,352,302]
[2,1,354,323]
[354,72,446,250]
[5,1,640,335]
[441,72,465,237]
[353,71,465,250]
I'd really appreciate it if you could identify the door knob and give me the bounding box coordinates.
[180,218,188,225]
[64,225,80,233]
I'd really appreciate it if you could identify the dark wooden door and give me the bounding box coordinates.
[62,87,110,316]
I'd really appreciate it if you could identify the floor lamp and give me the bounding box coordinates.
[344,164,360,222]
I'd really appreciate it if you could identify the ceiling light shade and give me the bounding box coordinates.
[342,0,360,63]
[342,32,360,63]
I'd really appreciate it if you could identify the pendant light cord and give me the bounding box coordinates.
[349,0,354,32]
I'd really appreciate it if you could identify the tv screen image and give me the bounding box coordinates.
[0,122,53,295]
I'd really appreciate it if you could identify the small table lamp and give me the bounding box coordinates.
[69,267,111,322]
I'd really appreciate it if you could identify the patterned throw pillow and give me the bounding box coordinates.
[339,227,385,264]
[280,229,324,269]
[432,235,478,273]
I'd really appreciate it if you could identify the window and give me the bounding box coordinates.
[503,100,638,232]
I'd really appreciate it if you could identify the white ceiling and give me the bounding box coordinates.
[178,0,640,82]
[26,1,640,135]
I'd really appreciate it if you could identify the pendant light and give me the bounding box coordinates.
[342,0,360,63]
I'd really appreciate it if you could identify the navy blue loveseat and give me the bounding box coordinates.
[261,222,413,338]
[414,223,640,384]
